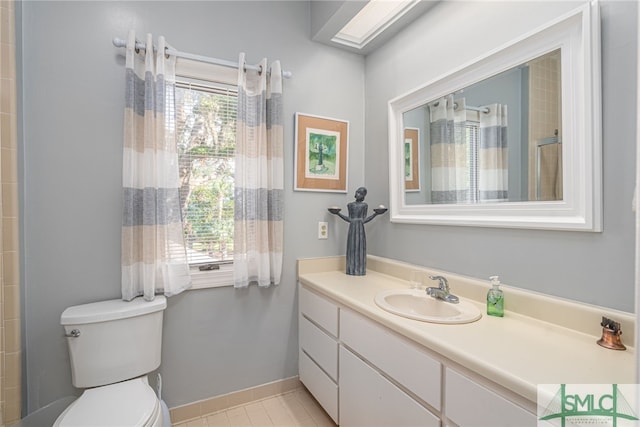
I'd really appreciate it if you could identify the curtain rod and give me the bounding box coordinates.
[112,37,292,79]
[432,100,489,114]
[456,103,490,114]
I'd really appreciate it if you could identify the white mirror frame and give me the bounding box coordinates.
[388,2,602,231]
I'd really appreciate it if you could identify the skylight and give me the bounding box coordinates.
[332,0,420,50]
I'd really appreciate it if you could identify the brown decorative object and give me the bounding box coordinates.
[597,316,626,351]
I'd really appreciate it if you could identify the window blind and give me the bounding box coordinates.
[466,121,480,202]
[174,80,237,265]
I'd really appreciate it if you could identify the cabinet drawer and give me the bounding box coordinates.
[340,309,441,410]
[340,346,440,427]
[445,368,536,427]
[299,350,338,424]
[299,286,338,337]
[299,316,338,381]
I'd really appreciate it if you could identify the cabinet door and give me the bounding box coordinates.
[299,316,338,381]
[340,347,440,427]
[299,286,338,337]
[445,368,536,427]
[299,350,339,424]
[341,309,441,409]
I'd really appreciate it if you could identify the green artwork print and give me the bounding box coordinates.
[404,139,412,180]
[306,129,339,178]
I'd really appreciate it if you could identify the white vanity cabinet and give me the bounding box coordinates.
[339,309,441,427]
[298,283,536,426]
[340,347,440,427]
[298,286,339,423]
[444,368,537,427]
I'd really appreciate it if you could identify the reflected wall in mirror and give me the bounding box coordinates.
[388,3,602,231]
[403,50,562,205]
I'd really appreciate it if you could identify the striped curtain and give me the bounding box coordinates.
[430,95,472,203]
[234,53,284,288]
[121,30,191,301]
[479,104,508,201]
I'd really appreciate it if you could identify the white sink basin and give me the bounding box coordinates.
[374,289,482,324]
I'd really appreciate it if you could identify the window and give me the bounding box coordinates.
[173,77,237,287]
[450,107,481,203]
[465,119,480,203]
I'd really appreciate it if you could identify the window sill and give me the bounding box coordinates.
[189,263,234,290]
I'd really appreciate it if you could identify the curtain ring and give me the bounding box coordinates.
[164,46,170,59]
[258,65,263,76]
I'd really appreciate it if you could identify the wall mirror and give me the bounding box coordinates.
[388,3,602,231]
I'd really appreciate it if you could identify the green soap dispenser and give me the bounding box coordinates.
[487,276,504,317]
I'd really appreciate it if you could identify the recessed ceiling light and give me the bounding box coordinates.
[332,0,420,50]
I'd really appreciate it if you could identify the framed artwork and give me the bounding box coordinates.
[404,127,420,191]
[294,113,348,192]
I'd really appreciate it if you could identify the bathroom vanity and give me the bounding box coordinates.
[297,256,634,426]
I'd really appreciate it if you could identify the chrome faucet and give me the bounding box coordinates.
[426,275,459,304]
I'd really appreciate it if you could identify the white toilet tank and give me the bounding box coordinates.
[61,295,167,388]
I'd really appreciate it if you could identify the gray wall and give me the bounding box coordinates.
[20,1,364,412]
[365,0,638,312]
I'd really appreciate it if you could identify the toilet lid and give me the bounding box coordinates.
[54,377,159,427]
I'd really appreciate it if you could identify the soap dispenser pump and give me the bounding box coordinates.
[487,276,504,317]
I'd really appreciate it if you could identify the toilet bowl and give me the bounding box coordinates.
[56,296,168,427]
[53,377,162,427]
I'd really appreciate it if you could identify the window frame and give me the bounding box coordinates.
[175,58,238,289]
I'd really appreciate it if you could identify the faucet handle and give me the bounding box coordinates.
[429,275,449,291]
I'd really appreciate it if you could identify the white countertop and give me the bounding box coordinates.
[298,256,636,403]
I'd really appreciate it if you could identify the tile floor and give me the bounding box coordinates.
[173,387,337,427]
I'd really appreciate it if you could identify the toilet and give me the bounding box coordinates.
[54,295,168,427]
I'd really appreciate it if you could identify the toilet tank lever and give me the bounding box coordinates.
[65,329,81,338]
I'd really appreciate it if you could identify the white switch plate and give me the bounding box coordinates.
[318,221,328,239]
